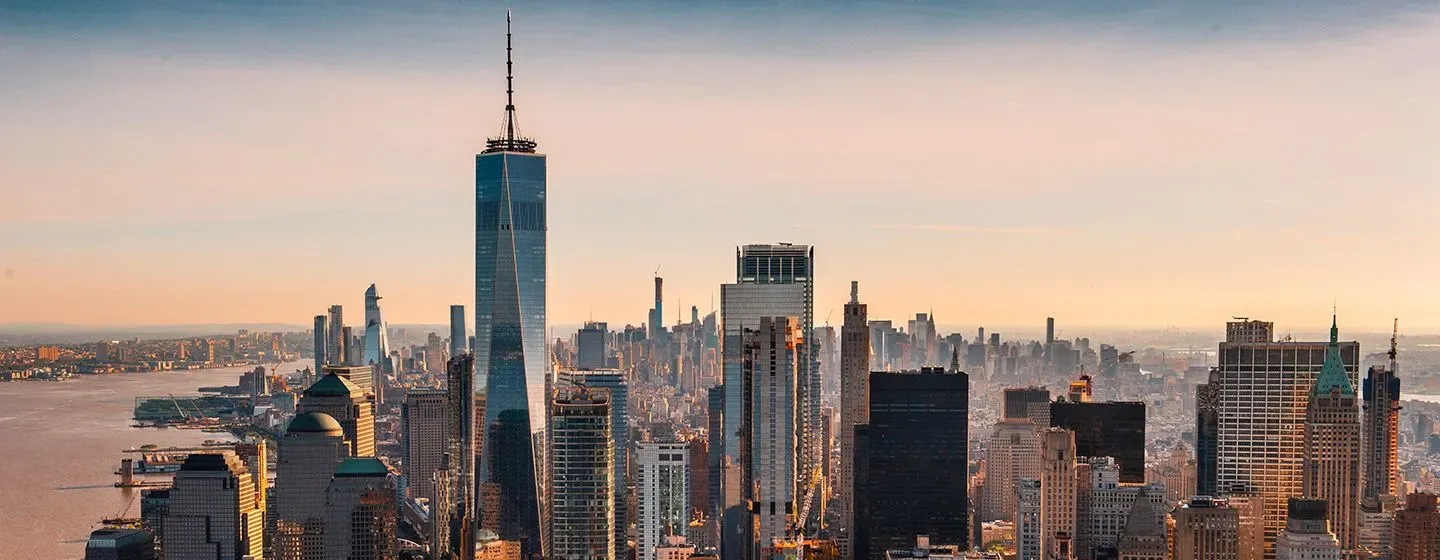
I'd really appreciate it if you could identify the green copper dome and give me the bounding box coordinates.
[334,457,390,478]
[303,372,359,397]
[287,412,343,435]
[1311,315,1356,398]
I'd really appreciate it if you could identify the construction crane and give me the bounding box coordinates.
[791,463,826,542]
[168,393,191,422]
[1389,318,1399,372]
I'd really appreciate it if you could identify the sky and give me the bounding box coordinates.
[1,1,1438,333]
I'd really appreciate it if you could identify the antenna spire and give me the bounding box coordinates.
[485,9,537,153]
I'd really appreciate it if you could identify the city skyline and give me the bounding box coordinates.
[3,1,1439,330]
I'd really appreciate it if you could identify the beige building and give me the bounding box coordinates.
[324,458,397,560]
[298,372,376,457]
[163,452,264,560]
[984,419,1042,522]
[1274,499,1339,560]
[1300,319,1361,555]
[273,412,349,560]
[403,389,448,505]
[838,281,869,560]
[1170,497,1240,560]
[1040,428,1078,560]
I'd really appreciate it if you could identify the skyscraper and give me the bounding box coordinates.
[297,372,375,457]
[1359,326,1401,556]
[451,304,468,357]
[749,316,802,552]
[324,458,398,560]
[1171,497,1240,560]
[1045,317,1055,365]
[637,441,691,560]
[327,305,345,366]
[85,528,157,560]
[1215,318,1358,559]
[405,389,449,506]
[651,276,665,344]
[559,368,630,560]
[1115,490,1167,560]
[983,418,1042,523]
[720,243,814,553]
[163,453,265,560]
[362,283,390,370]
[852,368,969,560]
[274,412,349,560]
[1003,387,1052,427]
[1301,317,1360,554]
[313,314,327,380]
[1391,492,1440,560]
[1049,399,1146,483]
[444,354,477,560]
[1196,370,1220,497]
[1040,429,1078,560]
[1274,499,1339,560]
[475,13,548,557]
[577,322,609,369]
[1017,479,1043,560]
[549,386,614,560]
[838,280,869,560]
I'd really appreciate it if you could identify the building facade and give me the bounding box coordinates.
[838,281,869,560]
[984,419,1043,523]
[1273,499,1339,560]
[750,317,802,552]
[163,453,264,560]
[297,372,375,458]
[550,386,615,560]
[324,458,398,560]
[1391,492,1440,560]
[403,389,449,506]
[274,412,349,560]
[1171,497,1240,560]
[1049,400,1146,483]
[638,441,692,560]
[1300,318,1360,554]
[1040,429,1078,560]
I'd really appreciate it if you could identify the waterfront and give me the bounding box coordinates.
[1403,393,1440,404]
[0,361,304,559]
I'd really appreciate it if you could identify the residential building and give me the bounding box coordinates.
[559,367,631,560]
[750,317,802,552]
[550,386,615,560]
[638,442,692,560]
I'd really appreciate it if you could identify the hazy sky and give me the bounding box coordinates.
[1,1,1438,333]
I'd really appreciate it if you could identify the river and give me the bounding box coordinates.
[1402,393,1440,404]
[0,361,305,559]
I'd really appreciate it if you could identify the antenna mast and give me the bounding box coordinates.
[484,9,537,153]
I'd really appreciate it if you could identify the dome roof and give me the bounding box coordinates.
[287,412,343,435]
[303,372,359,397]
[334,457,390,478]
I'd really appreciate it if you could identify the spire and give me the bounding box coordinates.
[849,281,858,304]
[1312,313,1356,398]
[950,347,960,373]
[484,10,537,154]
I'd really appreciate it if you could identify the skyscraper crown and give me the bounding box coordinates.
[484,10,538,154]
[1311,315,1356,398]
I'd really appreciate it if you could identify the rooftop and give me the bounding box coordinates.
[334,457,389,478]
[287,411,343,435]
[304,372,360,397]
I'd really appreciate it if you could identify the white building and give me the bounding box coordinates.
[1274,499,1340,560]
[984,419,1042,522]
[749,316,801,547]
[1078,457,1166,560]
[1017,479,1042,560]
[637,441,691,560]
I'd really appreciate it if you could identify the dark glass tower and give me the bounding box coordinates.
[853,368,970,560]
[1049,400,1147,483]
[475,12,548,558]
[1196,370,1220,496]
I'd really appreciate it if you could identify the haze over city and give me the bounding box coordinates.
[2,1,1438,330]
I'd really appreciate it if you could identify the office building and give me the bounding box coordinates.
[322,364,375,397]
[451,304,468,356]
[983,419,1042,523]
[313,314,327,378]
[274,412,349,560]
[1045,318,1055,365]
[1017,479,1042,560]
[651,276,666,344]
[721,244,816,543]
[550,386,615,560]
[298,371,375,457]
[1196,371,1220,497]
[1391,492,1439,560]
[578,322,609,369]
[1076,457,1167,560]
[638,441,691,560]
[475,14,549,557]
[324,458,398,560]
[1360,342,1401,556]
[404,389,449,505]
[444,354,477,560]
[750,316,802,551]
[85,528,157,560]
[140,488,169,558]
[560,367,631,559]
[1004,387,1051,427]
[852,368,969,560]
[1300,317,1360,553]
[1115,492,1166,560]
[1171,497,1239,560]
[1225,488,1267,560]
[838,280,869,560]
[163,453,264,560]
[328,305,345,366]
[1049,399,1146,483]
[1214,318,1357,558]
[362,283,391,371]
[1040,429,1078,560]
[1274,499,1339,560]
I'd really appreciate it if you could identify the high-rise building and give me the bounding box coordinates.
[1359,334,1401,557]
[451,304,468,357]
[1075,457,1167,560]
[1196,371,1220,497]
[1040,429,1078,560]
[1017,479,1043,560]
[1301,317,1360,553]
[638,441,691,560]
[274,412,349,560]
[651,276,666,344]
[853,368,969,560]
[313,314,328,378]
[720,243,817,544]
[1003,387,1051,426]
[550,386,615,560]
[838,280,869,560]
[85,528,157,560]
[577,322,609,369]
[749,316,802,551]
[323,364,375,397]
[1391,492,1440,560]
[1049,399,1146,483]
[1115,490,1167,560]
[404,389,449,506]
[140,489,169,558]
[559,368,630,560]
[324,458,398,560]
[1274,499,1339,560]
[1045,318,1055,365]
[1171,497,1240,560]
[163,453,264,560]
[362,283,390,371]
[443,354,477,560]
[297,372,376,457]
[475,13,549,558]
[1215,318,1358,559]
[983,419,1042,522]
[327,305,345,366]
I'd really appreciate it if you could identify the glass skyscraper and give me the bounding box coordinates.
[475,12,549,559]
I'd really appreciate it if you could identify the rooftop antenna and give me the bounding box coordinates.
[484,10,537,153]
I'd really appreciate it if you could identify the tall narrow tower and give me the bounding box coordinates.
[1301,316,1360,554]
[838,281,869,560]
[1359,320,1401,555]
[475,11,548,558]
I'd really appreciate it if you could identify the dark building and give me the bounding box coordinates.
[854,368,970,560]
[85,528,157,560]
[139,489,169,557]
[1196,371,1220,496]
[1003,387,1051,423]
[577,321,608,369]
[707,386,724,519]
[1050,400,1146,483]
